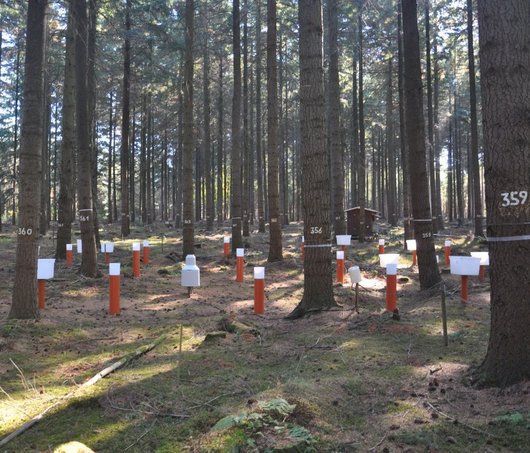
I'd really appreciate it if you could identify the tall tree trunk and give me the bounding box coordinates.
[216,54,224,227]
[386,56,397,226]
[74,0,98,277]
[12,37,22,226]
[255,0,266,233]
[288,0,337,319]
[401,0,440,289]
[10,0,48,319]
[433,40,444,230]
[357,1,366,242]
[242,0,250,237]
[329,0,345,236]
[231,0,243,252]
[398,0,412,241]
[350,36,359,207]
[120,0,131,237]
[203,34,213,231]
[107,92,113,223]
[467,0,483,237]
[476,0,530,387]
[267,0,282,261]
[56,3,75,259]
[182,0,195,257]
[425,1,437,234]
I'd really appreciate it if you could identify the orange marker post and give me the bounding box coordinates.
[223,236,230,258]
[444,240,451,266]
[66,244,73,268]
[479,265,485,282]
[378,239,385,255]
[37,258,55,310]
[412,250,417,266]
[254,267,265,314]
[336,251,345,284]
[109,263,121,315]
[38,280,46,309]
[132,242,141,278]
[461,275,469,303]
[385,263,398,312]
[143,240,150,266]
[236,248,244,282]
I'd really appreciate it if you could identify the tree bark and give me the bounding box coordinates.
[477,0,530,386]
[203,33,213,232]
[401,0,440,289]
[231,0,243,252]
[182,0,195,257]
[467,0,483,237]
[267,0,282,261]
[385,56,397,226]
[255,0,266,233]
[74,0,98,277]
[9,0,48,319]
[120,0,131,237]
[56,2,75,259]
[357,1,366,242]
[288,0,337,319]
[328,0,345,236]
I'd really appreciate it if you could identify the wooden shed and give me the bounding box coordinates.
[345,207,378,238]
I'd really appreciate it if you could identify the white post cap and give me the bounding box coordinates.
[101,242,106,253]
[470,251,489,266]
[406,239,417,251]
[143,240,150,247]
[254,267,265,279]
[223,236,230,243]
[386,263,398,275]
[236,248,245,257]
[106,242,114,253]
[336,235,351,246]
[379,253,400,267]
[76,239,82,253]
[337,251,345,260]
[445,239,451,247]
[379,239,385,246]
[185,254,197,266]
[37,259,55,280]
[132,242,141,251]
[301,236,304,242]
[66,244,73,251]
[348,266,362,283]
[109,263,121,276]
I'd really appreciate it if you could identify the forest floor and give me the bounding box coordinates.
[0,222,529,452]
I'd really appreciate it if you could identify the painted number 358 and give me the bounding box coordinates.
[500,191,528,207]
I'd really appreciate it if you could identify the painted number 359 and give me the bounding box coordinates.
[500,191,528,207]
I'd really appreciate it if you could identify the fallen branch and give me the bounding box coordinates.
[0,334,167,447]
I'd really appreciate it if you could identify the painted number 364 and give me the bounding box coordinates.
[500,191,528,207]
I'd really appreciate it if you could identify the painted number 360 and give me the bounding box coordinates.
[500,191,528,207]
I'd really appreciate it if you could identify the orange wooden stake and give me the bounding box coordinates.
[254,267,265,314]
[386,264,397,312]
[223,237,230,257]
[133,251,141,278]
[143,247,150,266]
[109,275,120,315]
[66,250,73,268]
[461,275,468,303]
[412,250,417,266]
[38,279,46,310]
[336,251,345,284]
[378,245,384,254]
[105,252,110,265]
[236,248,244,282]
[444,240,451,266]
[479,265,485,282]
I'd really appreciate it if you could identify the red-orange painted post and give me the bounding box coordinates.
[223,236,230,258]
[460,275,469,302]
[378,239,385,255]
[336,251,345,284]
[38,280,46,309]
[236,248,244,282]
[412,250,417,266]
[132,242,141,278]
[109,263,121,315]
[66,244,73,268]
[143,240,150,266]
[385,263,398,312]
[479,265,485,282]
[444,240,451,266]
[254,267,265,314]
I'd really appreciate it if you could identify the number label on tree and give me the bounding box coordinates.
[184,219,192,225]
[310,226,323,235]
[79,215,90,222]
[17,227,33,236]
[422,232,432,239]
[500,191,528,207]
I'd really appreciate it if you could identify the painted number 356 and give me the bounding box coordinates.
[500,191,528,207]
